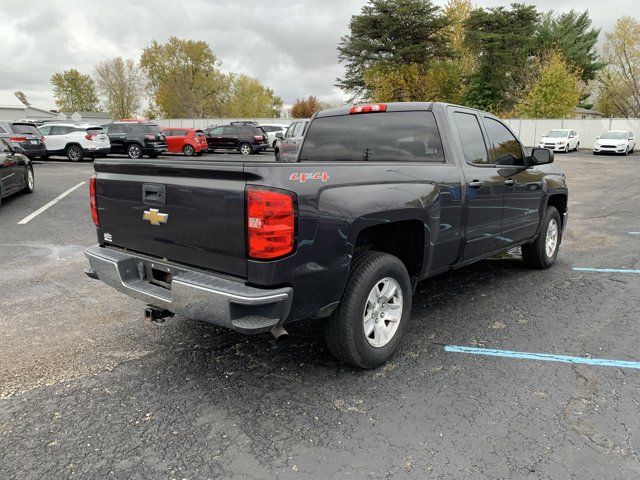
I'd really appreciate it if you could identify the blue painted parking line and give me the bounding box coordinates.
[445,345,640,370]
[573,267,640,274]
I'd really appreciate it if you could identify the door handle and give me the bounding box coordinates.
[504,179,516,186]
[467,180,484,189]
[142,183,166,205]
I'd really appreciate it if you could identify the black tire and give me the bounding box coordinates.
[66,145,84,162]
[127,143,143,159]
[575,142,580,152]
[182,144,195,156]
[24,166,34,193]
[274,149,280,161]
[522,206,561,269]
[323,251,412,369]
[239,143,252,156]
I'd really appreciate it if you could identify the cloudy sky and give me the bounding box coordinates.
[0,0,635,110]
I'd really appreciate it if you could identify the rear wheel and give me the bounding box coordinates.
[274,148,280,161]
[575,142,580,152]
[24,166,34,193]
[182,144,195,156]
[323,251,412,369]
[127,143,143,159]
[522,206,561,269]
[239,143,252,156]
[66,145,84,162]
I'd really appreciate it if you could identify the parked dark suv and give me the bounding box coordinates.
[104,120,167,159]
[204,124,269,155]
[0,121,46,159]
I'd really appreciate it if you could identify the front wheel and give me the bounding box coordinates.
[24,166,34,193]
[127,143,143,159]
[522,206,561,269]
[323,251,412,369]
[239,143,252,156]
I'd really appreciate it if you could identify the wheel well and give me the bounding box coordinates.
[547,194,567,227]
[65,143,82,151]
[353,220,424,277]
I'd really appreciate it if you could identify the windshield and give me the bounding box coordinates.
[299,111,445,162]
[600,131,627,140]
[545,130,569,138]
[12,123,40,135]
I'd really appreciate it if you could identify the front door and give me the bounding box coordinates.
[482,116,543,245]
[450,109,506,261]
[107,124,126,153]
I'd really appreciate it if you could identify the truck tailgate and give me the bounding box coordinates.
[94,159,248,278]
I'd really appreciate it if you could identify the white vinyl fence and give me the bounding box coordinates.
[503,118,640,148]
[157,116,640,149]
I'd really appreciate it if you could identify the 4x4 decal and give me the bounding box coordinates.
[289,172,330,183]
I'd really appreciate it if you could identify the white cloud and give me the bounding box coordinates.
[0,0,633,111]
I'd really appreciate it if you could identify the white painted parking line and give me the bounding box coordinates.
[17,181,86,225]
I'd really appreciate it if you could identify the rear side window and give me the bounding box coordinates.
[299,111,445,162]
[38,125,51,135]
[483,118,522,164]
[453,112,489,165]
[12,123,40,135]
[50,125,71,135]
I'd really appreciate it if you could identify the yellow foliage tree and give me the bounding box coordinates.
[515,51,581,118]
[363,62,465,104]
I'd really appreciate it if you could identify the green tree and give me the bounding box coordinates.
[463,4,539,114]
[535,10,603,82]
[515,50,581,118]
[364,61,465,103]
[94,57,145,119]
[140,37,229,117]
[50,69,99,111]
[291,96,322,118]
[336,0,452,99]
[595,17,640,117]
[221,74,282,118]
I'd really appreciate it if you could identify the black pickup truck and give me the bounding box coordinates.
[85,102,568,368]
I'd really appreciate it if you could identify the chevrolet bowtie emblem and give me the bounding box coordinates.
[143,208,169,226]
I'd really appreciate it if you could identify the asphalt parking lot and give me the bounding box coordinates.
[1,149,639,479]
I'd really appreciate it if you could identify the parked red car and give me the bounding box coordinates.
[162,128,208,156]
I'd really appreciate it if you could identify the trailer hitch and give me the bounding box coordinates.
[144,305,174,323]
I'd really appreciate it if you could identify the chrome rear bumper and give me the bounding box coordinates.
[84,245,293,333]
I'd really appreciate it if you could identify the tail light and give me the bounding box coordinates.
[145,134,156,140]
[9,136,27,143]
[350,103,387,114]
[246,187,296,259]
[254,135,264,142]
[89,175,99,226]
[40,136,45,142]
[85,134,95,140]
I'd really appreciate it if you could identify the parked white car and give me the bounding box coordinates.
[538,129,580,153]
[38,122,111,161]
[260,124,290,148]
[593,130,636,155]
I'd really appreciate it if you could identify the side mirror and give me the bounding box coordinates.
[527,147,554,167]
[275,132,284,139]
[12,145,25,155]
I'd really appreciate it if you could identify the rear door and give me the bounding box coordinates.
[0,140,18,195]
[482,116,543,243]
[449,109,506,261]
[95,159,249,277]
[222,126,239,149]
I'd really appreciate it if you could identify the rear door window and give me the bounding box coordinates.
[453,112,490,165]
[299,111,445,162]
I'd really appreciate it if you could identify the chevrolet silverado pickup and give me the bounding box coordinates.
[84,102,568,369]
